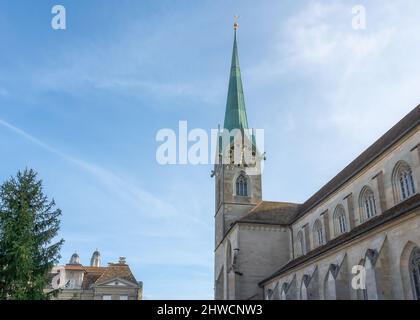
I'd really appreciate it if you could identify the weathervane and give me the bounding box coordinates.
[234,15,239,30]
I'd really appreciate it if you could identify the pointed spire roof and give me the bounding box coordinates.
[223,26,249,131]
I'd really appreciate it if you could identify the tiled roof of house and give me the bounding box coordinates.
[83,266,107,273]
[63,263,138,289]
[63,266,107,289]
[81,272,104,289]
[94,263,138,286]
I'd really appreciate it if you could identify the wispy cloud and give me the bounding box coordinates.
[0,117,203,224]
[7,14,223,107]
[0,116,215,286]
[251,1,420,144]
[88,76,221,105]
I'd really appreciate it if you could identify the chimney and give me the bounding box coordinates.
[118,257,126,264]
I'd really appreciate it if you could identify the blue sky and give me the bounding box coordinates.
[1,0,420,299]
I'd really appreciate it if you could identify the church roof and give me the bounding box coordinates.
[240,201,299,225]
[293,104,420,222]
[223,29,249,132]
[222,105,419,239]
[259,193,420,286]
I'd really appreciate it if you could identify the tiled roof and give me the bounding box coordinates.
[236,106,419,229]
[64,266,108,289]
[82,272,103,290]
[259,193,420,286]
[94,263,138,286]
[64,265,107,272]
[239,201,299,225]
[63,264,137,289]
[64,265,85,271]
[83,266,107,273]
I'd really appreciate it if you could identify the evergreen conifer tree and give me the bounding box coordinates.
[0,169,64,299]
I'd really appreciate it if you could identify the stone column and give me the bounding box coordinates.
[320,210,330,242]
[303,223,310,252]
[344,193,356,229]
[372,170,387,213]
[410,143,420,192]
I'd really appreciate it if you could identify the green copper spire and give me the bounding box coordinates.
[223,27,249,131]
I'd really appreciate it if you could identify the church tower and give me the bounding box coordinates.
[214,21,293,301]
[90,249,101,267]
[214,21,262,249]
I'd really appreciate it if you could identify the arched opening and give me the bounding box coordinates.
[235,173,248,197]
[333,205,347,236]
[359,186,377,222]
[313,219,324,248]
[400,241,420,299]
[392,161,416,203]
[409,247,420,300]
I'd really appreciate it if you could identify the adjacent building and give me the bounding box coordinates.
[46,250,143,300]
[214,24,420,300]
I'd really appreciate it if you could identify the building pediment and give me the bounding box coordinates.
[94,277,139,288]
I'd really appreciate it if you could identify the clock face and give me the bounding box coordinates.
[217,135,259,167]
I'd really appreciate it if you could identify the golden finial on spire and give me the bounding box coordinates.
[234,15,239,30]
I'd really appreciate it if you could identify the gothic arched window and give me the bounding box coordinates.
[359,186,377,222]
[235,174,248,197]
[313,219,324,248]
[296,230,305,256]
[333,205,347,235]
[393,161,416,203]
[409,247,420,300]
